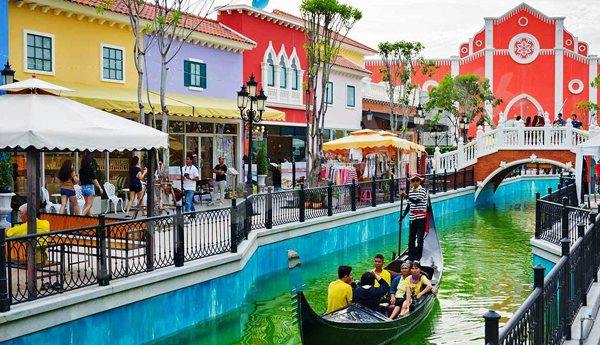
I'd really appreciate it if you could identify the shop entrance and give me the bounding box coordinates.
[186,136,214,180]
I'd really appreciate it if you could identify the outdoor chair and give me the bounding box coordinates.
[73,185,86,215]
[104,182,125,214]
[41,187,60,214]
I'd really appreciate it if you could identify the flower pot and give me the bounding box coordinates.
[312,202,322,209]
[304,201,311,209]
[257,174,267,193]
[0,192,15,228]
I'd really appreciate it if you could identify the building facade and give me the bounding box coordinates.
[218,5,374,165]
[0,0,9,85]
[366,3,599,137]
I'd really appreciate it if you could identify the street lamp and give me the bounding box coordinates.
[459,115,470,140]
[238,74,267,196]
[430,126,446,147]
[414,104,425,144]
[1,61,15,85]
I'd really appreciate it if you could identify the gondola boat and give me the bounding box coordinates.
[288,201,443,345]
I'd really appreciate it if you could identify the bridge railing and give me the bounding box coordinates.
[435,120,597,173]
[484,212,600,345]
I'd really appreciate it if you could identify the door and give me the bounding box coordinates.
[200,136,214,180]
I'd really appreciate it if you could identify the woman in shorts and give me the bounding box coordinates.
[58,160,79,215]
[124,156,147,217]
[79,155,103,216]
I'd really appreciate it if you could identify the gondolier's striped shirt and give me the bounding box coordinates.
[407,186,428,221]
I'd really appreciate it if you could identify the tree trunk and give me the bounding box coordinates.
[160,56,170,170]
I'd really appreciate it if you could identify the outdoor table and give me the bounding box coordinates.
[121,188,130,205]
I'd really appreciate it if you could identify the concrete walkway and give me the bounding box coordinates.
[565,280,600,345]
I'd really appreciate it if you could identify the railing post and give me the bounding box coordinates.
[443,169,448,192]
[483,310,501,345]
[548,187,552,195]
[457,137,465,168]
[562,197,570,240]
[434,147,441,173]
[299,184,305,222]
[327,182,333,217]
[536,162,540,175]
[266,188,273,229]
[389,179,395,203]
[475,126,484,157]
[174,206,185,266]
[454,168,458,190]
[566,123,574,148]
[243,195,250,238]
[591,212,599,283]
[517,125,525,146]
[292,158,296,189]
[432,171,437,195]
[97,213,110,286]
[0,228,10,312]
[561,238,572,340]
[535,192,541,239]
[463,168,467,189]
[371,178,377,207]
[230,199,238,253]
[351,179,356,212]
[544,123,552,147]
[533,264,546,345]
[578,222,587,306]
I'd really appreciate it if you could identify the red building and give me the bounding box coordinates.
[366,3,599,135]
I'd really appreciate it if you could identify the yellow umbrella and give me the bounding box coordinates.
[323,129,424,154]
[378,131,425,152]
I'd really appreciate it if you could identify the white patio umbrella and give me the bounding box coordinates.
[0,78,168,151]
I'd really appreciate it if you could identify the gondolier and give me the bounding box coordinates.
[400,174,429,261]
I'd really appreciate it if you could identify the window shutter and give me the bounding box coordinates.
[200,63,207,89]
[184,60,191,87]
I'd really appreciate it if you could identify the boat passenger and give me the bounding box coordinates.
[388,262,411,319]
[399,261,433,317]
[400,174,429,261]
[372,254,391,289]
[326,265,353,313]
[352,271,390,313]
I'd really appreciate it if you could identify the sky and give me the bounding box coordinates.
[217,0,600,58]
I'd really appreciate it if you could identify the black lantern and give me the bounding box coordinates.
[238,74,267,196]
[366,109,373,121]
[459,115,471,139]
[1,61,15,85]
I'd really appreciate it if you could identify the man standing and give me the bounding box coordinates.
[400,174,429,261]
[326,265,353,313]
[571,114,583,130]
[182,155,199,213]
[210,157,228,206]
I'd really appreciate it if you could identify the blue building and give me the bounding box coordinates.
[0,0,8,85]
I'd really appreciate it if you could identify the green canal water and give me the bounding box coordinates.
[152,188,540,345]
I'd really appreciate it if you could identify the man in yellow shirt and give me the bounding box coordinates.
[5,204,51,263]
[326,265,353,313]
[373,254,391,289]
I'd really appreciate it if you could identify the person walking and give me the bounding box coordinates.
[400,174,429,261]
[182,155,199,213]
[58,160,79,215]
[79,155,103,216]
[124,156,147,217]
[210,156,228,206]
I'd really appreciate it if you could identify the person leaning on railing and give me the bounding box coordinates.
[4,204,50,263]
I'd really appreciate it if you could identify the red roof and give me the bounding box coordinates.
[334,55,372,74]
[272,9,377,53]
[63,0,255,45]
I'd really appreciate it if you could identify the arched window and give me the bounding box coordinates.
[279,56,287,89]
[291,58,299,90]
[266,53,275,87]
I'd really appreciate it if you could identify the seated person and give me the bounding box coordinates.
[326,265,353,313]
[352,271,389,313]
[389,262,411,319]
[398,261,433,318]
[5,204,51,263]
[372,254,391,289]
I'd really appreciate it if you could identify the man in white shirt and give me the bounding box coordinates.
[182,155,200,212]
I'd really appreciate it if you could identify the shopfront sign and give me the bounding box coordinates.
[244,131,264,141]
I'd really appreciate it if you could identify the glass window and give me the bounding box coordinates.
[215,136,236,189]
[279,56,287,89]
[292,138,306,162]
[281,126,294,136]
[291,59,299,91]
[102,46,124,81]
[44,153,75,196]
[267,53,275,87]
[266,125,280,135]
[347,85,356,108]
[26,33,52,72]
[169,135,184,166]
[322,129,331,143]
[334,130,345,139]
[326,82,333,105]
[184,60,207,88]
[295,127,307,137]
[216,123,238,134]
[169,120,184,133]
[109,151,133,192]
[11,153,27,197]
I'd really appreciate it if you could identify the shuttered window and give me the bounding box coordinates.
[184,60,207,89]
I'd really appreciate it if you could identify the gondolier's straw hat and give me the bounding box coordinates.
[409,174,424,181]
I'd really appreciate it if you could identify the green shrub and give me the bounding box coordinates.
[256,143,268,175]
[0,152,13,193]
[424,146,457,156]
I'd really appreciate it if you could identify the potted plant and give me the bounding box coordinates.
[224,188,232,199]
[0,152,15,228]
[256,143,268,193]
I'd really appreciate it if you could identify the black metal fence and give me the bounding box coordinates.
[0,169,475,311]
[484,206,600,344]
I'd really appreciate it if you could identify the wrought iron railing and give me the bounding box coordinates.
[485,204,600,345]
[0,169,476,311]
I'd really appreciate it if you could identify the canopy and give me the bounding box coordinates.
[323,129,424,154]
[575,133,600,202]
[55,81,285,121]
[0,78,168,151]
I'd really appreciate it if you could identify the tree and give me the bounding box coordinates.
[377,41,437,135]
[426,73,502,142]
[300,0,362,186]
[575,101,600,129]
[97,0,157,125]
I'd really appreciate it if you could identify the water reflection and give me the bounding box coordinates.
[150,181,553,345]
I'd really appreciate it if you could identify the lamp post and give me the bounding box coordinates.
[459,115,470,140]
[1,61,15,85]
[431,128,446,147]
[414,104,425,144]
[238,74,267,196]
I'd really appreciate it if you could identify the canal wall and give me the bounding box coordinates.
[0,176,558,344]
